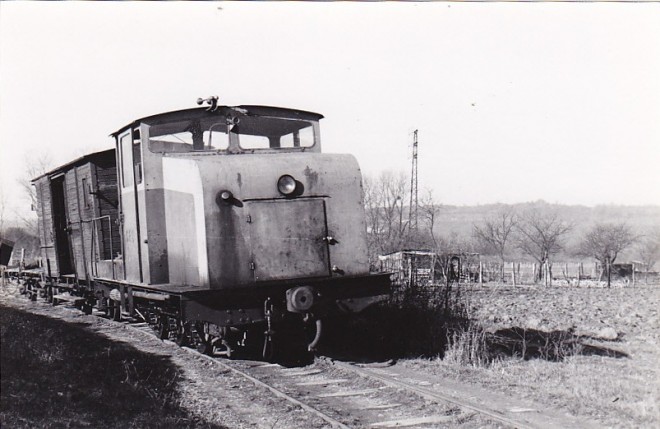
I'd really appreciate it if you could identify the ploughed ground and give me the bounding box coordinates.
[401,283,660,429]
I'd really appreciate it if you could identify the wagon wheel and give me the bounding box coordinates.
[26,282,37,301]
[82,302,93,315]
[157,316,170,340]
[194,321,213,355]
[111,300,121,322]
[99,298,108,316]
[174,321,191,347]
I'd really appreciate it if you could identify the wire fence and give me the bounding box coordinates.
[383,252,659,288]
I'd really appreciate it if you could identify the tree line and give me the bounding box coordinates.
[364,171,660,286]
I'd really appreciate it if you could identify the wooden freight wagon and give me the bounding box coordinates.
[32,149,121,283]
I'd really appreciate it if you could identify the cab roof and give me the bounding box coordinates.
[111,105,324,138]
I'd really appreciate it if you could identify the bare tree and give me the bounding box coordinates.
[15,153,53,234]
[419,189,440,250]
[363,171,410,266]
[473,206,518,281]
[577,222,636,287]
[636,227,660,283]
[516,208,572,282]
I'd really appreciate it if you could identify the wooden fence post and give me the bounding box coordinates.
[511,262,516,287]
[479,261,483,285]
[19,248,25,276]
[577,262,582,287]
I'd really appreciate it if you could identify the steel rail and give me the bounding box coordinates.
[332,360,536,429]
[177,349,350,429]
[108,314,350,429]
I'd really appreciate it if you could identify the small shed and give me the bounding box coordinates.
[378,250,437,286]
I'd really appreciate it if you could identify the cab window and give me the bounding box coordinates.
[148,113,317,153]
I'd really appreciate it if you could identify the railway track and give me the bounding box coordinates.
[125,315,557,428]
[2,281,599,429]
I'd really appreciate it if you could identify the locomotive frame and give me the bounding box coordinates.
[29,101,391,359]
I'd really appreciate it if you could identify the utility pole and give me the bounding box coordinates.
[409,130,419,236]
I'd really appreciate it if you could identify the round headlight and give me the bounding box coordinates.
[277,175,297,195]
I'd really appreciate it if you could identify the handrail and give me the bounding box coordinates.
[90,215,115,280]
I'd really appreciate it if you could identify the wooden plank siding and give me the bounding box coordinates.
[34,178,59,277]
[31,148,119,282]
[66,165,93,281]
[92,159,121,260]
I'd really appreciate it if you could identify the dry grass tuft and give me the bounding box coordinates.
[443,323,490,367]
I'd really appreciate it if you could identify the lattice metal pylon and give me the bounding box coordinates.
[409,130,418,235]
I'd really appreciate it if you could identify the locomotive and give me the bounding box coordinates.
[30,98,390,359]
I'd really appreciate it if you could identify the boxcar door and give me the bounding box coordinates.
[50,174,75,276]
[117,130,143,283]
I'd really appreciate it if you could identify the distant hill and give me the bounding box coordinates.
[430,201,660,263]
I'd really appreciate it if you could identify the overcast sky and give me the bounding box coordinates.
[1,2,659,224]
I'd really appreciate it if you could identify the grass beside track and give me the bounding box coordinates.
[0,305,224,429]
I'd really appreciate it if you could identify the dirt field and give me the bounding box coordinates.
[403,283,660,428]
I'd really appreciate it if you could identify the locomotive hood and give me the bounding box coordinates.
[161,152,369,289]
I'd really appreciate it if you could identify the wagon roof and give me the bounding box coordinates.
[111,105,324,138]
[31,148,115,183]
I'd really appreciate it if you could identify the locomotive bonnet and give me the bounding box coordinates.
[31,100,391,359]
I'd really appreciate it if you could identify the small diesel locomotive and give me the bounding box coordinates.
[31,98,390,359]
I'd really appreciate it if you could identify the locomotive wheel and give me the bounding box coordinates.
[196,341,213,355]
[220,339,233,359]
[262,320,315,364]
